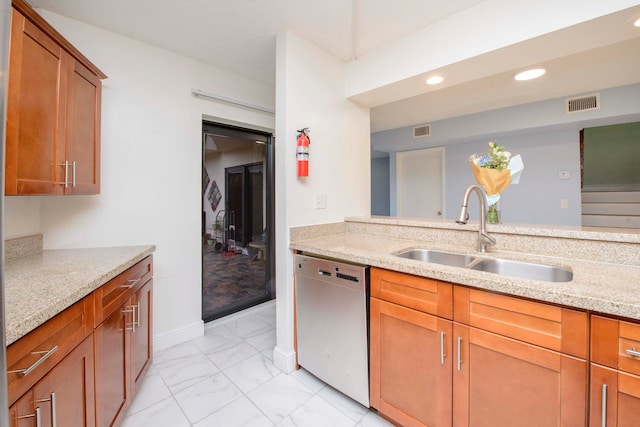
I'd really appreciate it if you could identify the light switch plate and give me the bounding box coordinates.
[560,199,569,209]
[314,192,327,209]
[558,171,570,180]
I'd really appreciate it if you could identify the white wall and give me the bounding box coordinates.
[273,30,370,372]
[10,10,275,349]
[444,130,581,225]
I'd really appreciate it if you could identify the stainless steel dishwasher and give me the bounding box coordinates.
[294,254,370,407]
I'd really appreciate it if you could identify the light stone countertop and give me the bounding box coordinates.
[290,219,640,321]
[4,245,156,346]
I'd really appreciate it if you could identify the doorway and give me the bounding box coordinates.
[202,121,275,322]
[395,147,445,218]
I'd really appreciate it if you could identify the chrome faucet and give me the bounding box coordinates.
[456,185,496,253]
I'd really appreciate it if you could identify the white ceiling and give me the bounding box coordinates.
[26,0,484,85]
[26,0,640,133]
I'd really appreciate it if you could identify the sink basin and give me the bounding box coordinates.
[394,249,573,283]
[468,258,573,282]
[395,249,476,268]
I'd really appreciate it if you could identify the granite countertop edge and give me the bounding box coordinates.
[5,244,156,346]
[290,233,640,321]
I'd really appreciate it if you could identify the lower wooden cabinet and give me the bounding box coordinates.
[369,267,589,427]
[94,264,153,427]
[589,315,640,426]
[370,297,452,427]
[94,296,130,427]
[590,364,640,427]
[9,335,95,427]
[131,280,153,395]
[7,256,153,427]
[453,323,586,427]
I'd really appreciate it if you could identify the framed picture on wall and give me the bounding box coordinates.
[208,180,222,210]
[203,166,210,195]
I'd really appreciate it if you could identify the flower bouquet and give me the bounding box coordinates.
[469,142,524,223]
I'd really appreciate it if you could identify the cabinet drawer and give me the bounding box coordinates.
[94,256,153,326]
[370,268,452,319]
[454,286,588,359]
[6,294,94,406]
[592,315,640,376]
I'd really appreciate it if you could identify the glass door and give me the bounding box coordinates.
[201,121,274,322]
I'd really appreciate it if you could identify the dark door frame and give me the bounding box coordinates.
[201,121,275,321]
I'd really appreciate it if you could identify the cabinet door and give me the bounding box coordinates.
[32,336,95,427]
[590,364,640,427]
[62,58,101,194]
[370,297,453,427]
[453,324,587,427]
[9,337,95,427]
[6,8,65,195]
[9,390,37,427]
[131,280,153,394]
[94,301,131,427]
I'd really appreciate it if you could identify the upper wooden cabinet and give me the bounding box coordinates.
[5,0,106,195]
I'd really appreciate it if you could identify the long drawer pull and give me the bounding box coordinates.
[121,277,142,289]
[457,337,462,372]
[8,346,59,377]
[625,347,640,358]
[440,331,446,365]
[18,407,41,427]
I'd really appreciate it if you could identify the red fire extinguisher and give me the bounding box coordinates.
[296,128,310,177]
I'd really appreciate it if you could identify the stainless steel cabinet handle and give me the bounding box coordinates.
[625,347,640,358]
[122,307,135,331]
[440,331,446,365]
[72,161,76,187]
[8,346,59,377]
[35,393,57,427]
[457,337,462,372]
[135,302,141,329]
[601,383,607,427]
[51,392,57,427]
[18,407,41,426]
[58,161,70,187]
[121,277,142,289]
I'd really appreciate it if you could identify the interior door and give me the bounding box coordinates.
[396,147,444,218]
[247,164,263,242]
[225,166,245,246]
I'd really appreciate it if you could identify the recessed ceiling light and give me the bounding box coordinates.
[426,76,444,85]
[514,68,546,81]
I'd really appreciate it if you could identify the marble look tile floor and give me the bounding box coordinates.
[122,301,394,427]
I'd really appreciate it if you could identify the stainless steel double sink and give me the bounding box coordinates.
[395,249,573,283]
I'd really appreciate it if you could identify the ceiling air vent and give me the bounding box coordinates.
[413,124,431,138]
[566,93,600,114]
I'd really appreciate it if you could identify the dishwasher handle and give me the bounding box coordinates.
[318,269,332,277]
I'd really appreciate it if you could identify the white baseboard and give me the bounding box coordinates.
[153,320,204,353]
[273,346,297,374]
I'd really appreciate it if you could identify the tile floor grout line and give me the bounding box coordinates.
[124,302,393,427]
